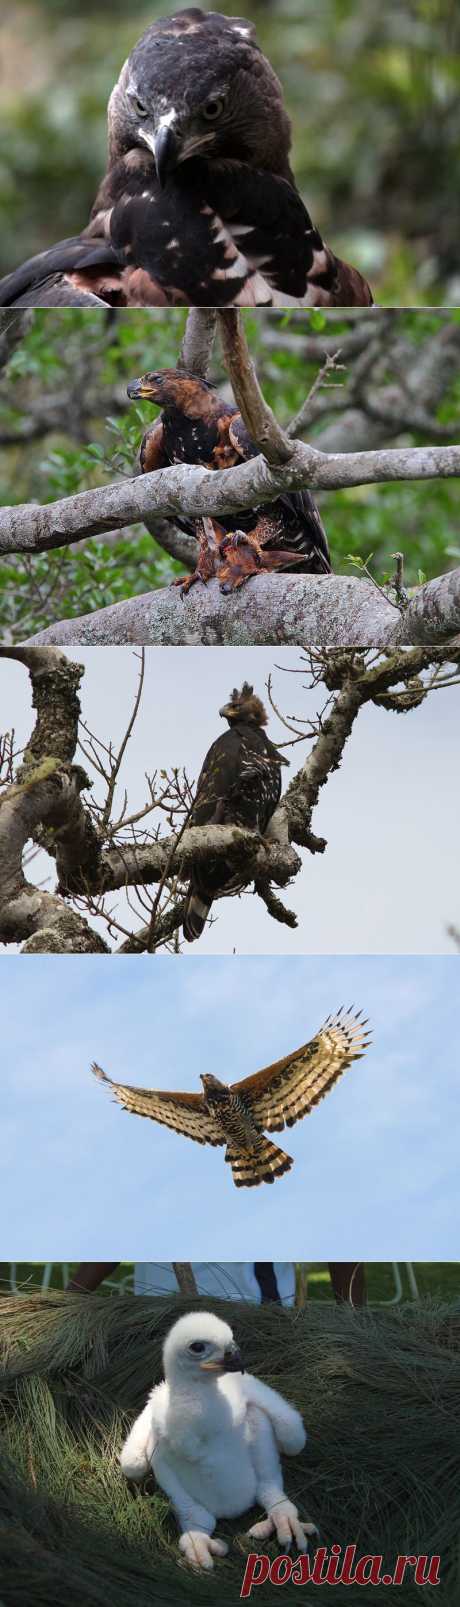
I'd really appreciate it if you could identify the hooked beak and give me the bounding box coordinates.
[222,1343,244,1374]
[126,378,156,401]
[219,703,234,720]
[154,124,179,188]
[200,1342,244,1374]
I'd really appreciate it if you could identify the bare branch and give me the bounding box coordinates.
[287,350,346,436]
[144,792,196,952]
[99,649,145,832]
[117,898,188,953]
[2,641,459,953]
[286,317,460,453]
[280,641,460,845]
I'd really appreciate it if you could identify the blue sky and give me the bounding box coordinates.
[1,953,458,1261]
[2,646,460,954]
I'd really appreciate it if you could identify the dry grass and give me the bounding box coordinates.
[1,1292,460,1604]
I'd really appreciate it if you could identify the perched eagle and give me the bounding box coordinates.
[182,681,288,940]
[91,1004,371,1187]
[126,367,331,592]
[120,1309,315,1571]
[0,10,372,309]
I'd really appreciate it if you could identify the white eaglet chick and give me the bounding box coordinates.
[120,1310,316,1571]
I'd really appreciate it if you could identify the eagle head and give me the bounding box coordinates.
[108,9,292,185]
[163,1310,244,1378]
[219,683,268,727]
[200,1072,227,1099]
[126,367,215,409]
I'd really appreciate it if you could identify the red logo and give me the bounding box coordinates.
[240,1545,441,1595]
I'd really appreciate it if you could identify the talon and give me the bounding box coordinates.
[179,1530,228,1571]
[172,569,211,596]
[219,533,234,555]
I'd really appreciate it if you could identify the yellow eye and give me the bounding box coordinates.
[202,96,224,121]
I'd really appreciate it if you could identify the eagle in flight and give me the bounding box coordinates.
[182,681,288,941]
[126,367,331,592]
[92,1006,370,1187]
[0,10,372,309]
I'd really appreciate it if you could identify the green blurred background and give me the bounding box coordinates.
[0,0,459,303]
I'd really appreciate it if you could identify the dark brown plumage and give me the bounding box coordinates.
[126,367,331,592]
[182,681,289,942]
[91,1005,371,1187]
[0,10,372,309]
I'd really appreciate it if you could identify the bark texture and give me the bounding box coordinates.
[2,442,459,559]
[26,569,460,648]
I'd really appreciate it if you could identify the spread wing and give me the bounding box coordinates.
[91,1063,223,1146]
[231,1007,371,1131]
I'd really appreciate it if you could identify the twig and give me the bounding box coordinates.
[99,649,145,831]
[287,350,346,437]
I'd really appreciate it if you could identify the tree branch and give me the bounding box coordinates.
[116,898,188,953]
[2,440,459,560]
[0,646,107,949]
[93,825,301,895]
[26,567,460,649]
[178,308,217,377]
[0,646,301,948]
[2,641,459,952]
[217,309,294,464]
[278,639,460,845]
[285,317,460,452]
[0,645,83,771]
[0,761,107,952]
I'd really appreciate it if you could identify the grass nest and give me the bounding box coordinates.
[0,1293,459,1605]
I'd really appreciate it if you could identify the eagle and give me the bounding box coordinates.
[126,367,331,592]
[91,1004,371,1188]
[182,681,289,941]
[120,1309,315,1571]
[0,10,372,309]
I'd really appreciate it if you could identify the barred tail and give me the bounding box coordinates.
[226,1135,293,1189]
[183,885,212,943]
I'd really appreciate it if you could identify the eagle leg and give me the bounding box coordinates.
[171,516,220,596]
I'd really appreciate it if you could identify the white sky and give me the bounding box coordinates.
[1,646,459,954]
